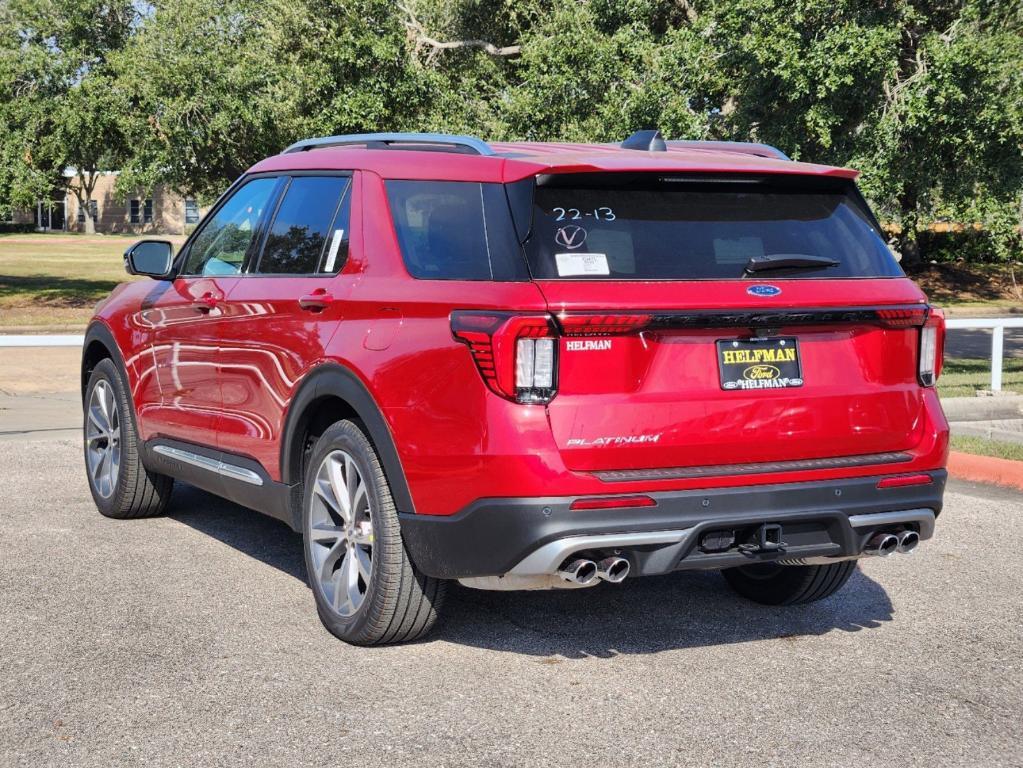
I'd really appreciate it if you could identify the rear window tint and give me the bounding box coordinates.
[385,180,528,281]
[523,175,903,280]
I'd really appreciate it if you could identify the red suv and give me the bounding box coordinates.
[82,131,948,645]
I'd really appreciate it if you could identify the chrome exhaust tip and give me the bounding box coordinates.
[596,557,630,584]
[557,559,599,586]
[896,530,920,554]
[864,532,899,557]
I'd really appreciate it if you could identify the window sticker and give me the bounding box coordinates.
[555,252,610,277]
[324,228,345,272]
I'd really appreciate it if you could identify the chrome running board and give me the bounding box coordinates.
[152,444,263,486]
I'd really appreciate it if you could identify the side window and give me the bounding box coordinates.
[256,176,351,275]
[385,180,528,281]
[181,178,277,276]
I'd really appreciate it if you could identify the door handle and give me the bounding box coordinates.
[193,291,222,313]
[299,289,334,311]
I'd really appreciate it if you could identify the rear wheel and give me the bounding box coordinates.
[302,420,446,645]
[83,358,173,519]
[722,560,857,605]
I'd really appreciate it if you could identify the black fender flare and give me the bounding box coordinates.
[280,363,416,516]
[82,321,127,402]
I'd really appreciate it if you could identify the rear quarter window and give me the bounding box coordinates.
[385,180,528,281]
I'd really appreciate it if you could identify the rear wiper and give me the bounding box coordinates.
[744,254,839,273]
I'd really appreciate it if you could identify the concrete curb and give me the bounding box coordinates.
[947,451,1023,491]
[941,396,1023,422]
[0,334,84,347]
[951,420,1023,444]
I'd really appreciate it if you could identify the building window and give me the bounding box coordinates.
[130,199,153,224]
[78,200,97,224]
[184,198,199,225]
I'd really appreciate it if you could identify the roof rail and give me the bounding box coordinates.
[282,132,494,156]
[666,140,790,161]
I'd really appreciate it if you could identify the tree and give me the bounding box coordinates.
[0,0,135,232]
[403,0,1023,262]
[115,0,427,201]
[856,2,1023,263]
[704,0,1023,264]
[6,0,1015,263]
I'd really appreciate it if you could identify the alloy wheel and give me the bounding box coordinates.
[307,450,374,617]
[85,380,121,498]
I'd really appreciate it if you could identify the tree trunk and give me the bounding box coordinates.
[897,188,922,272]
[75,171,98,234]
[83,195,96,234]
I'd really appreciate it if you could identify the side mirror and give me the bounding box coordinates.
[124,240,174,279]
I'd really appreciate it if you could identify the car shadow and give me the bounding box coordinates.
[166,483,895,658]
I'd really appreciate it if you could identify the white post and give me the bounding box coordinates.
[991,325,1004,392]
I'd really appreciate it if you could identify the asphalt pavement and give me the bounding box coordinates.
[945,327,1023,359]
[1,437,1021,768]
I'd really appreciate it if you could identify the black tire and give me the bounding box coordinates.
[83,358,173,519]
[722,560,857,606]
[302,419,446,645]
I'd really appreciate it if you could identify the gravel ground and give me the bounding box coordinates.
[1,438,1021,768]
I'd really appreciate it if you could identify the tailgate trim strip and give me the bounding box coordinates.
[593,451,913,482]
[555,305,928,334]
[648,305,926,330]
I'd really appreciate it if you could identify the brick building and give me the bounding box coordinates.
[4,171,206,234]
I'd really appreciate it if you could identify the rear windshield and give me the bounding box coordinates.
[523,175,903,280]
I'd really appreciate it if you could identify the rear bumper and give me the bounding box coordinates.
[399,470,946,580]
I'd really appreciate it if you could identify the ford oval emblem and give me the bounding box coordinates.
[747,284,782,297]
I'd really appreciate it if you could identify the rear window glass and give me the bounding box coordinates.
[523,175,903,280]
[385,180,528,281]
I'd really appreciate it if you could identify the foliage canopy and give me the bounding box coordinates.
[0,0,1020,258]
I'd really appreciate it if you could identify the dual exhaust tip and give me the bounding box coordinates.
[558,556,630,586]
[865,530,919,557]
[557,530,920,582]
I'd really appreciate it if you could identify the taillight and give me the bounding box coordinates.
[516,337,556,402]
[557,313,652,335]
[876,307,928,328]
[451,311,558,404]
[919,308,944,386]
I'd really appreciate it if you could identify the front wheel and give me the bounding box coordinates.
[83,358,173,519]
[722,560,857,605]
[302,420,446,645]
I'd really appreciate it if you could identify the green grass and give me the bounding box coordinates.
[0,232,183,331]
[951,434,1023,462]
[938,357,1023,398]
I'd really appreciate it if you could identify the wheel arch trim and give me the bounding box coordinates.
[281,363,416,516]
[82,321,128,402]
